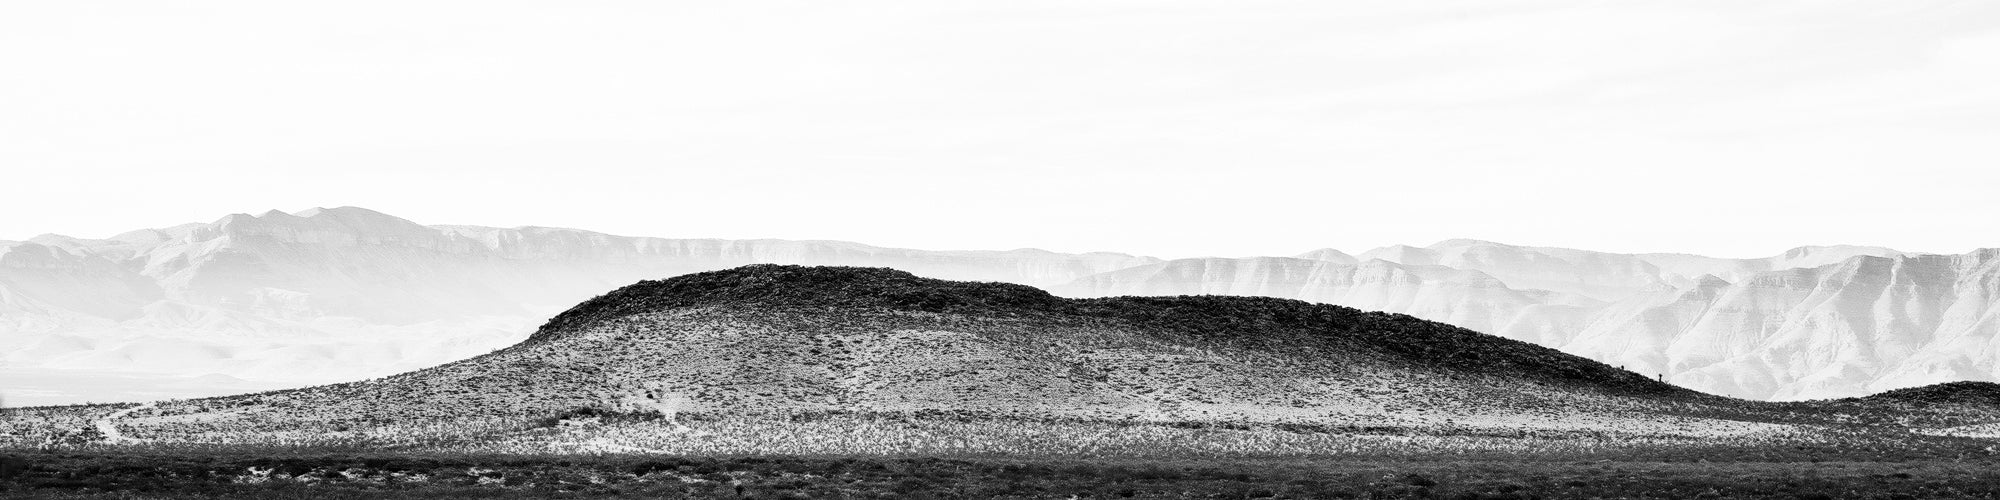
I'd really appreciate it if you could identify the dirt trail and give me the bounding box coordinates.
[94,401,156,444]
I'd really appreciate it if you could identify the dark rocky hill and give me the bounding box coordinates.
[72,265,2000,451]
[1862,381,2000,407]
[531,265,1686,396]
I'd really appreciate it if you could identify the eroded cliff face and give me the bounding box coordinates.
[1538,252,2000,400]
[1055,243,2000,401]
[1338,239,1903,302]
[0,242,161,323]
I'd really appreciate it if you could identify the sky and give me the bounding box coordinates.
[2,1,1997,259]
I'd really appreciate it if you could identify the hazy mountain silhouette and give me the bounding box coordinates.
[4,207,1995,404]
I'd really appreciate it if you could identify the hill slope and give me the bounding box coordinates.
[121,266,1744,437]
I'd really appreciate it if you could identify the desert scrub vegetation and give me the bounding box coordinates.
[0,404,133,448]
[423,411,1843,459]
[15,408,1994,465]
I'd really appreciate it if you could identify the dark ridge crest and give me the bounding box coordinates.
[1862,381,2000,406]
[528,264,1066,342]
[1072,295,1689,397]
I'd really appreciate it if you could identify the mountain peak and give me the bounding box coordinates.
[1358,244,1439,266]
[191,206,433,245]
[25,233,85,246]
[1429,238,1514,249]
[291,206,411,224]
[1776,245,1901,260]
[1293,248,1358,263]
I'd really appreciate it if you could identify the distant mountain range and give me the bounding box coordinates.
[3,207,1995,404]
[1055,243,2000,401]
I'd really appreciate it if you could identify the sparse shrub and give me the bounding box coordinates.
[533,406,666,428]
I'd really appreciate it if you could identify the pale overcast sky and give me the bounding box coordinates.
[3,1,1996,258]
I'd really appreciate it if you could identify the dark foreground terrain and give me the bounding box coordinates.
[6,451,2000,499]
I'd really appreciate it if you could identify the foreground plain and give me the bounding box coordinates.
[7,451,2000,499]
